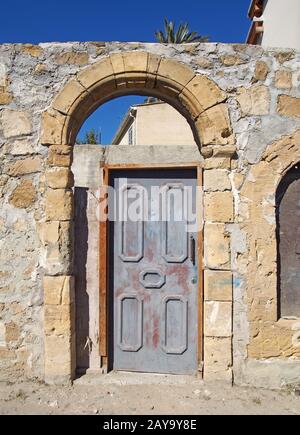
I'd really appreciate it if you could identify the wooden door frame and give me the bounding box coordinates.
[99,162,203,372]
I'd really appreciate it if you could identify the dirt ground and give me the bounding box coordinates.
[0,372,299,415]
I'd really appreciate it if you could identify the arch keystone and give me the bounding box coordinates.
[122,51,149,72]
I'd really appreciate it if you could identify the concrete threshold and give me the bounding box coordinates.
[74,371,203,386]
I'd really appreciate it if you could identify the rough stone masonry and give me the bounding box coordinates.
[1,41,300,389]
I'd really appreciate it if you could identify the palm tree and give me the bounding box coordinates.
[77,128,101,145]
[155,18,209,44]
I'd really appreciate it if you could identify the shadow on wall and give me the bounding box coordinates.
[74,187,90,373]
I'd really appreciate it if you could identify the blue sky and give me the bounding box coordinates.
[1,0,252,143]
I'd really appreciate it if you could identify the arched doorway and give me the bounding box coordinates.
[41,51,232,383]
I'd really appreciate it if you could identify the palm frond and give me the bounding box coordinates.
[155,18,209,44]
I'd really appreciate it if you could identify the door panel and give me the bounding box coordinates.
[109,168,199,374]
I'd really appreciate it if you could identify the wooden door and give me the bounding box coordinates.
[108,168,200,374]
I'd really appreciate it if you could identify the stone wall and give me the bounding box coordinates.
[0,41,300,387]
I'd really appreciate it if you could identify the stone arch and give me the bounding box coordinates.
[41,51,234,384]
[40,51,233,148]
[239,129,300,363]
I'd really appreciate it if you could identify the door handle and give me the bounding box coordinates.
[189,234,196,266]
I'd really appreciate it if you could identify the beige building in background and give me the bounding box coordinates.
[112,98,196,146]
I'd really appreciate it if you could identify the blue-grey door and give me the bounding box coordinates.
[109,168,199,374]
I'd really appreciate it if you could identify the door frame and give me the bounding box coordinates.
[99,162,203,373]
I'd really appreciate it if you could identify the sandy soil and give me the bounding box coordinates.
[0,372,299,415]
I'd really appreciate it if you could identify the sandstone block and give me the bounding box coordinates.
[46,168,74,189]
[40,110,66,145]
[47,146,73,167]
[21,44,43,57]
[5,321,20,342]
[38,221,60,245]
[1,109,32,138]
[277,95,300,117]
[204,301,232,337]
[7,156,42,176]
[77,57,114,88]
[237,85,270,116]
[52,79,86,114]
[158,59,195,87]
[0,87,13,104]
[204,170,231,192]
[9,180,37,208]
[204,157,231,170]
[54,51,88,65]
[44,303,74,335]
[196,104,234,146]
[185,75,226,111]
[221,55,245,66]
[43,275,75,306]
[253,61,269,82]
[204,270,233,301]
[275,70,292,89]
[10,140,35,156]
[44,334,75,383]
[204,337,232,373]
[204,191,234,222]
[204,223,230,269]
[45,189,73,221]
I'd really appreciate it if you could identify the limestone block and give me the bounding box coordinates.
[54,51,88,65]
[7,156,42,176]
[204,191,234,223]
[47,146,73,167]
[43,275,74,306]
[277,95,300,117]
[237,85,270,116]
[45,189,73,221]
[9,179,37,208]
[204,223,230,269]
[275,70,292,89]
[46,168,74,189]
[204,270,233,301]
[253,61,269,82]
[204,301,232,337]
[1,109,32,138]
[204,170,231,192]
